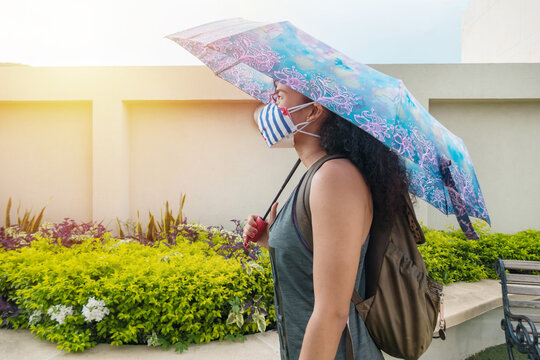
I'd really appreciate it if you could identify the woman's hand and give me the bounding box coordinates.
[243,202,278,249]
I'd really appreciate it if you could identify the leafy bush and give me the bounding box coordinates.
[1,213,539,354]
[420,222,540,284]
[0,228,274,352]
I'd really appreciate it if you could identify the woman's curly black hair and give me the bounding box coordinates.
[319,111,410,226]
[271,81,409,224]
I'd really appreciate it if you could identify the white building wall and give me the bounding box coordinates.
[462,0,540,63]
[1,65,539,234]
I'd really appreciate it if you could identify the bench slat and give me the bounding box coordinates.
[498,259,540,347]
[503,260,540,271]
[507,285,540,296]
[509,299,540,310]
[506,274,540,285]
[510,314,540,324]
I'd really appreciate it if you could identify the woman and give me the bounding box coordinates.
[243,82,408,360]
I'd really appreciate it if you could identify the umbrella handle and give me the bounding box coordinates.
[243,217,268,249]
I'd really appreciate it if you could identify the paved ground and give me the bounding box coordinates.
[0,328,281,360]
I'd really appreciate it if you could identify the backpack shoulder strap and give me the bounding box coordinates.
[293,154,347,252]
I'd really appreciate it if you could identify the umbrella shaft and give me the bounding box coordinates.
[263,159,301,221]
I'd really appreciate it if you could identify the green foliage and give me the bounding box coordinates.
[226,297,245,329]
[420,222,540,285]
[1,214,539,354]
[0,229,274,352]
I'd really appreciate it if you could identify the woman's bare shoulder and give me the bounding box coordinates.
[311,158,369,195]
[309,158,373,248]
[309,158,372,217]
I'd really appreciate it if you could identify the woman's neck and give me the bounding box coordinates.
[295,138,327,169]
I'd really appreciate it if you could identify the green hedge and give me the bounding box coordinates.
[1,219,539,352]
[0,228,274,352]
[420,223,540,284]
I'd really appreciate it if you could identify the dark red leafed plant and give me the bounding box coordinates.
[39,218,108,247]
[0,218,108,250]
[0,226,35,250]
[203,220,262,265]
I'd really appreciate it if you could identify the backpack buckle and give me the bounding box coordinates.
[433,294,447,340]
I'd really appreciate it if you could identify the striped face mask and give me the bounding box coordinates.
[257,102,319,148]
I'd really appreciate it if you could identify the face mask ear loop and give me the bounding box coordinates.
[296,129,321,138]
[288,101,315,114]
[294,118,321,138]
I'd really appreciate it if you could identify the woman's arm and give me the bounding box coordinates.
[299,159,373,360]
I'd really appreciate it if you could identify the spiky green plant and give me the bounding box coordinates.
[116,194,186,242]
[3,197,47,234]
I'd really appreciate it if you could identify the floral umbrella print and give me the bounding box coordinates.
[166,18,490,239]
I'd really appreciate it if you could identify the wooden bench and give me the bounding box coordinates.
[495,259,540,360]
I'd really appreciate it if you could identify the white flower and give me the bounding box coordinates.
[68,234,93,242]
[147,332,160,347]
[161,252,183,262]
[112,239,134,248]
[5,227,27,238]
[47,304,74,325]
[184,223,240,240]
[5,227,14,237]
[28,310,43,326]
[39,221,54,230]
[81,297,110,322]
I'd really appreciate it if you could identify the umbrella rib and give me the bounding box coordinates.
[215,60,241,76]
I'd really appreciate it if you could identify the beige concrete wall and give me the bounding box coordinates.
[428,99,540,233]
[462,0,540,62]
[0,64,539,234]
[126,100,303,228]
[0,101,93,224]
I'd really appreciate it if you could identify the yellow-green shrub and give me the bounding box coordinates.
[0,232,274,352]
[2,216,539,353]
[420,223,540,284]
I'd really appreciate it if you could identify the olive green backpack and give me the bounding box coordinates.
[293,154,444,360]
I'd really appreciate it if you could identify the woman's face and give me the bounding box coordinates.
[274,83,307,108]
[274,83,314,126]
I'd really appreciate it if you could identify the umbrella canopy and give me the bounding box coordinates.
[166,18,490,239]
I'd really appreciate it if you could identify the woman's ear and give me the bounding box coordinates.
[307,103,326,123]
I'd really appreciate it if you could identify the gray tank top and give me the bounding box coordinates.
[268,161,384,360]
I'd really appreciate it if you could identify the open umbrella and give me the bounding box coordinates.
[166,18,490,239]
